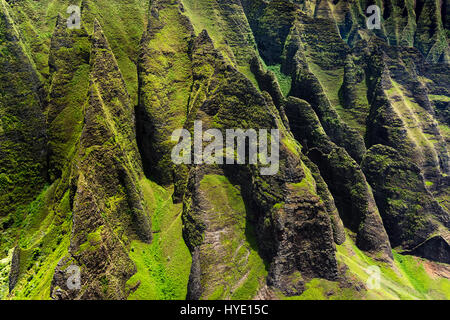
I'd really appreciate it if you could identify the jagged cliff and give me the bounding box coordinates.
[0,0,449,300]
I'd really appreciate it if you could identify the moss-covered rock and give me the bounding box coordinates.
[362,144,449,254]
[0,0,47,218]
[50,21,151,300]
[286,16,367,163]
[241,0,298,65]
[180,29,339,298]
[285,97,393,261]
[0,0,449,301]
[137,0,194,186]
[46,15,90,181]
[362,39,450,186]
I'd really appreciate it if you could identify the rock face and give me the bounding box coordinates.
[165,26,339,298]
[405,236,450,264]
[286,14,368,164]
[362,145,448,249]
[363,39,450,182]
[242,0,298,65]
[0,0,46,217]
[51,21,152,300]
[314,0,450,64]
[47,15,90,181]
[1,0,450,300]
[285,98,392,260]
[8,247,20,293]
[137,0,194,186]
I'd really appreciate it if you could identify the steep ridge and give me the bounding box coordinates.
[284,97,392,260]
[0,0,48,296]
[244,1,393,259]
[180,0,259,79]
[139,2,341,298]
[183,31,339,298]
[0,0,46,219]
[50,21,152,299]
[4,0,148,102]
[137,0,194,187]
[46,15,90,181]
[362,144,449,262]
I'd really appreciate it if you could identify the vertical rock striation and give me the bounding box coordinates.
[51,21,151,300]
[0,0,46,217]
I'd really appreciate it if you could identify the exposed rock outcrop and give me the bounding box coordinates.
[285,97,392,260]
[180,30,339,298]
[46,15,90,181]
[362,144,449,250]
[51,21,151,300]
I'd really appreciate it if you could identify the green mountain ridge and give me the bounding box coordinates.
[0,0,449,300]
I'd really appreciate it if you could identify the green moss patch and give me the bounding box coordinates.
[266,64,292,97]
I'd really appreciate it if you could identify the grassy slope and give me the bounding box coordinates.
[8,0,148,103]
[265,64,292,97]
[197,174,268,300]
[1,1,148,299]
[82,0,148,103]
[276,234,450,300]
[1,184,72,300]
[0,249,12,298]
[5,0,65,79]
[138,1,193,183]
[337,237,450,300]
[385,80,443,178]
[126,179,191,300]
[181,0,234,63]
[1,0,449,301]
[180,0,258,84]
[308,61,369,136]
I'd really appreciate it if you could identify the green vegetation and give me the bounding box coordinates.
[181,0,257,73]
[309,62,344,108]
[429,95,450,102]
[266,64,292,96]
[385,80,443,179]
[276,236,450,300]
[126,179,191,300]
[196,174,268,300]
[0,249,12,299]
[46,21,90,180]
[0,0,47,217]
[336,238,450,300]
[290,162,317,194]
[137,0,193,184]
[281,278,360,300]
[309,62,369,136]
[1,184,73,300]
[6,0,147,102]
[0,0,449,302]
